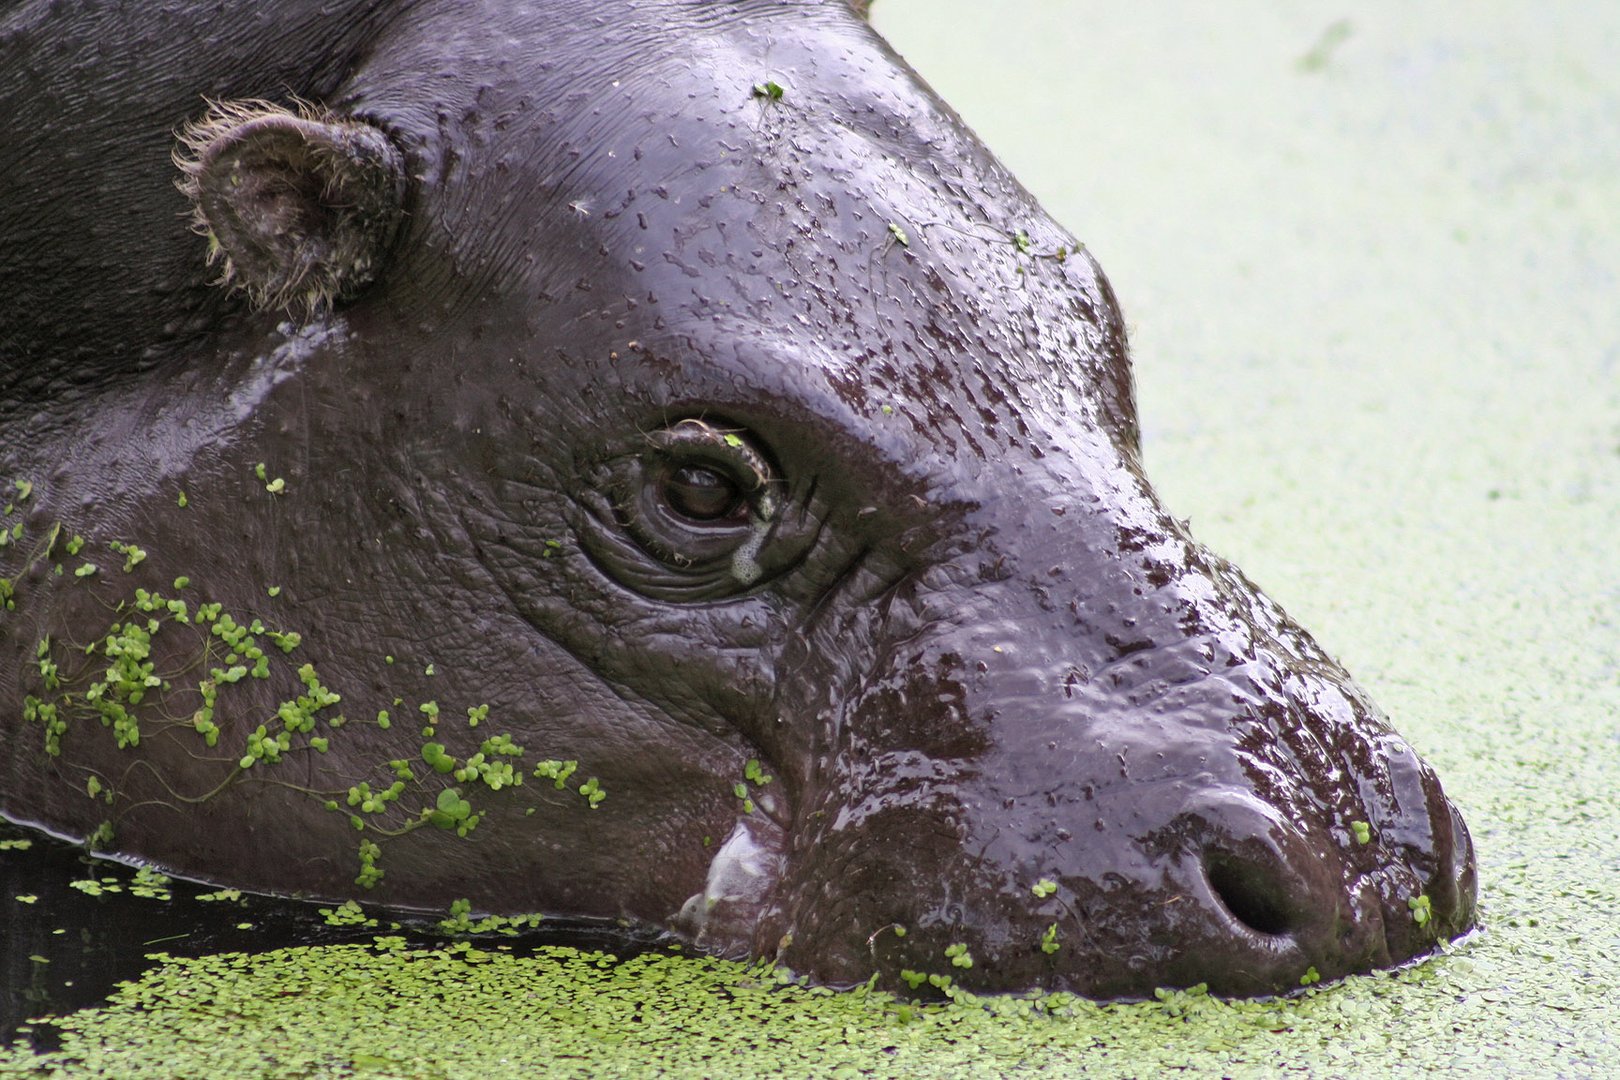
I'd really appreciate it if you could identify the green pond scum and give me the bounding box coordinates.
[4,0,1620,1075]
[0,927,1566,1078]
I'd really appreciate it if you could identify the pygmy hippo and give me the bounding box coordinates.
[0,0,1474,998]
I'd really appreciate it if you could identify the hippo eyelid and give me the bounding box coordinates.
[653,418,775,494]
[643,420,786,527]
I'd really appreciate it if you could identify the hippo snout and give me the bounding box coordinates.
[751,464,1476,997]
[766,658,1475,997]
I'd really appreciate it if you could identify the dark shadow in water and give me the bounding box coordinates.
[1,817,670,1052]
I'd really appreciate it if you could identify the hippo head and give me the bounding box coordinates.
[0,0,1473,997]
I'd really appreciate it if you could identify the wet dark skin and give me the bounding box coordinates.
[0,0,1474,997]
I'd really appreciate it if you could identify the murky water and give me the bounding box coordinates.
[0,818,663,1048]
[2,819,357,1046]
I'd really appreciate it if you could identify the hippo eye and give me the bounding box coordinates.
[574,419,792,601]
[660,464,746,523]
[576,420,819,602]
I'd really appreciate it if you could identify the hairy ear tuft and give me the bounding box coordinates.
[175,99,406,316]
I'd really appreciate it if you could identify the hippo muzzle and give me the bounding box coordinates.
[678,435,1474,995]
[0,0,1474,999]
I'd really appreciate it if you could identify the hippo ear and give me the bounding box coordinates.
[175,100,407,315]
[846,0,873,17]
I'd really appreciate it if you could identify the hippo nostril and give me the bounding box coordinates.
[1204,852,1296,937]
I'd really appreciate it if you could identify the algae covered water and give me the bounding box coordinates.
[4,1,1620,1075]
[1,820,668,1053]
[0,820,385,1048]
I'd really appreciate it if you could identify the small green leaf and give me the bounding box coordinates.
[1409,894,1433,926]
